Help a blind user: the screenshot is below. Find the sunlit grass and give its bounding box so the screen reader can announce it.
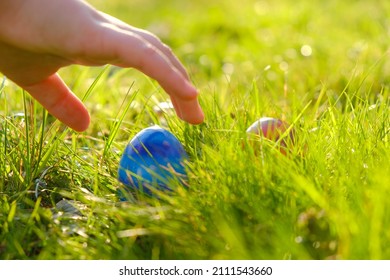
[1,0,390,260]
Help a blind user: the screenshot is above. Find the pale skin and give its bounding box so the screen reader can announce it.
[0,0,204,132]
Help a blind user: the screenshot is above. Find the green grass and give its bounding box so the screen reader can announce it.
[1,0,390,260]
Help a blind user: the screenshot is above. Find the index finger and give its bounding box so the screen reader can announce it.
[97,11,191,81]
[100,26,205,124]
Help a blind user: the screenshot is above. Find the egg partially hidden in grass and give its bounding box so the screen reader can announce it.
[118,125,189,197]
[246,117,293,154]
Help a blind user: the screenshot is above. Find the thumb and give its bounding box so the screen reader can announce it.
[23,74,90,132]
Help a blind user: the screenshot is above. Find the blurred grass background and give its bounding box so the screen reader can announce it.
[0,0,389,259]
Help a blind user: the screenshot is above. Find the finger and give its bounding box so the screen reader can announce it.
[98,12,190,80]
[131,28,191,80]
[103,28,205,124]
[100,27,193,98]
[170,95,205,125]
[23,74,90,132]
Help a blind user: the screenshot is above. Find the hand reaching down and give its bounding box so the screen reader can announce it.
[0,0,204,131]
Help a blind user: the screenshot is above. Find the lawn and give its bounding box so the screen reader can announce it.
[1,0,390,260]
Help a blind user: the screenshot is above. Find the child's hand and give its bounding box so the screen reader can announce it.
[0,0,204,131]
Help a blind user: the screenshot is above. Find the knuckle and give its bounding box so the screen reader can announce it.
[161,43,174,56]
[136,43,159,69]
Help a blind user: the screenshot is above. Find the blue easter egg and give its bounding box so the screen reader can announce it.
[118,125,189,197]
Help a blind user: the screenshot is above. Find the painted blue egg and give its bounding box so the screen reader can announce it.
[118,125,189,197]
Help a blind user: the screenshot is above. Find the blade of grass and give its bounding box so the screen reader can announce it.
[22,90,32,184]
[103,82,138,157]
[81,66,110,102]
